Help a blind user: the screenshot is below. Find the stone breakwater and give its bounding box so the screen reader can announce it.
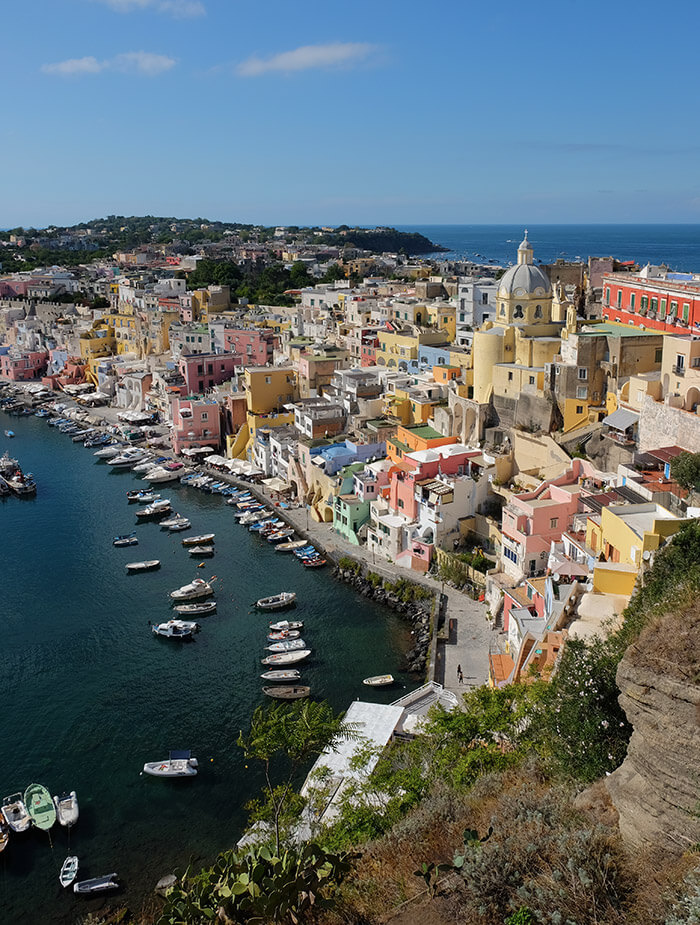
[332,565,436,674]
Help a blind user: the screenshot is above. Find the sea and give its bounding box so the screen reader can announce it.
[397,224,700,273]
[0,415,413,922]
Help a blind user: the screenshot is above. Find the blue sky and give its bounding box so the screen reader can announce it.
[3,0,700,227]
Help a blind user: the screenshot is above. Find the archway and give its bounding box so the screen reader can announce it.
[685,386,700,412]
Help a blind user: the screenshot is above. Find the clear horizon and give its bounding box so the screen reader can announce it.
[4,0,700,229]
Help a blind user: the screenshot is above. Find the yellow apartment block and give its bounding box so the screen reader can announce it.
[586,503,688,570]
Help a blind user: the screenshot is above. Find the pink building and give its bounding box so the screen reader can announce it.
[223,328,276,365]
[171,397,221,455]
[0,349,49,381]
[500,459,596,579]
[178,352,240,395]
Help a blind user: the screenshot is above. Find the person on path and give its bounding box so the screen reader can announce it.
[457,664,463,684]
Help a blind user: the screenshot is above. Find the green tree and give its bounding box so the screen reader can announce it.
[670,451,700,494]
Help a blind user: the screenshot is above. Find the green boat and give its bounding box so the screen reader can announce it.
[24,784,56,830]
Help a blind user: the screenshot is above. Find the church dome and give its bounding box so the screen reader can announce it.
[497,262,551,298]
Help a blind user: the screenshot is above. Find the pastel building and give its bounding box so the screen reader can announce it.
[0,349,49,381]
[585,502,688,571]
[171,397,221,455]
[178,352,239,395]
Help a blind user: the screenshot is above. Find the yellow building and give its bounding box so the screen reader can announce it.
[79,319,116,362]
[586,502,688,571]
[229,366,299,459]
[426,302,456,342]
[191,285,230,322]
[377,329,448,370]
[111,306,140,355]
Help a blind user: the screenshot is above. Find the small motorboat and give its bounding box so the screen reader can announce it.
[4,430,14,438]
[135,492,161,505]
[266,529,296,544]
[136,499,171,519]
[24,783,56,830]
[260,669,301,682]
[143,750,198,778]
[170,579,213,601]
[60,856,79,888]
[363,674,395,687]
[255,591,296,611]
[188,545,214,557]
[74,874,119,895]
[269,620,304,631]
[168,518,191,533]
[266,638,307,652]
[151,620,200,639]
[173,601,217,615]
[301,556,327,568]
[160,513,186,528]
[275,539,310,552]
[261,649,311,667]
[113,533,138,547]
[268,630,301,641]
[53,791,79,827]
[263,685,310,700]
[1,793,31,832]
[182,533,215,547]
[0,818,9,852]
[126,560,161,573]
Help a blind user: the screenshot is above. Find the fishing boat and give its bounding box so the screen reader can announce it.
[188,545,214,557]
[261,649,311,667]
[266,638,307,652]
[126,560,161,573]
[263,685,310,700]
[24,783,56,830]
[60,856,79,888]
[143,750,198,778]
[269,619,304,631]
[1,793,31,832]
[73,874,119,895]
[113,533,138,547]
[182,533,215,546]
[301,557,327,568]
[267,630,301,641]
[255,591,296,611]
[136,499,171,519]
[0,818,9,852]
[266,529,296,544]
[173,601,217,615]
[170,578,213,601]
[260,669,302,682]
[6,468,37,497]
[363,674,395,687]
[53,791,79,827]
[275,539,310,552]
[151,620,200,639]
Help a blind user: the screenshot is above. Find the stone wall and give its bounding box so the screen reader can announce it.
[638,393,700,453]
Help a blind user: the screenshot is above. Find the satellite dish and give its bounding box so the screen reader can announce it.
[553,573,561,582]
[642,550,651,561]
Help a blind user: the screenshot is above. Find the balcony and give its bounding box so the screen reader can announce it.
[672,364,685,376]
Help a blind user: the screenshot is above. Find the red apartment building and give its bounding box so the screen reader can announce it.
[602,271,700,334]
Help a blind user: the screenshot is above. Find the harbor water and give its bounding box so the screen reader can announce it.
[0,415,414,921]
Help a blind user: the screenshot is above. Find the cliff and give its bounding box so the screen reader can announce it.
[606,604,700,856]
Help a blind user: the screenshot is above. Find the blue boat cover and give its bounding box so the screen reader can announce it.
[169,750,191,760]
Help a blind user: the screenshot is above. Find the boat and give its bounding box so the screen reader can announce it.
[110,449,146,468]
[160,513,185,528]
[24,783,56,830]
[74,874,119,895]
[4,430,14,438]
[182,533,215,546]
[266,638,307,652]
[0,818,9,852]
[266,529,296,544]
[173,601,217,615]
[263,685,310,700]
[168,518,191,532]
[126,560,161,573]
[268,630,301,641]
[188,545,215,557]
[126,488,159,502]
[269,619,304,631]
[261,649,311,667]
[255,591,296,611]
[151,620,200,639]
[113,533,138,547]
[5,468,37,497]
[260,669,302,682]
[143,750,198,778]
[135,492,160,504]
[170,578,213,601]
[136,499,172,519]
[1,793,31,832]
[53,791,79,827]
[301,557,327,568]
[275,539,310,552]
[363,674,395,687]
[60,856,79,888]
[94,444,125,458]
[145,463,184,483]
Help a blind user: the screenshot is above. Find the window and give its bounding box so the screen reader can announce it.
[534,305,542,318]
[514,305,524,319]
[398,498,404,508]
[577,367,588,379]
[670,300,678,318]
[201,412,208,421]
[528,376,535,385]
[550,517,558,528]
[500,303,506,316]
[508,371,513,381]
[655,348,663,363]
[198,380,204,391]
[529,559,537,573]
[640,295,648,314]
[265,376,271,384]
[604,288,610,306]
[481,292,489,304]
[650,297,658,315]
[576,386,587,399]
[630,293,636,311]
[504,547,518,563]
[660,298,667,319]
[683,303,690,323]
[616,290,622,308]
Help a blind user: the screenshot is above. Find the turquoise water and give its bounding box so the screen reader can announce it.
[0,415,413,921]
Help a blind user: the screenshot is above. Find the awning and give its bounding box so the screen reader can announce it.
[602,408,639,431]
[205,454,228,465]
[182,446,211,457]
[262,477,291,493]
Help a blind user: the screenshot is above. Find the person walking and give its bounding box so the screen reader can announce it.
[457,664,463,684]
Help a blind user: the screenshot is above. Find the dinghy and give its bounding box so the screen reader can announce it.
[60,856,79,888]
[24,783,56,830]
[266,638,307,652]
[1,793,31,832]
[182,533,215,546]
[260,669,301,682]
[73,874,119,895]
[53,791,79,827]
[262,685,310,700]
[173,601,217,615]
[261,649,311,666]
[126,560,161,573]
[143,750,198,778]
[255,591,296,611]
[363,674,395,687]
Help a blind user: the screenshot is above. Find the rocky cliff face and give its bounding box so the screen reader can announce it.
[606,606,700,855]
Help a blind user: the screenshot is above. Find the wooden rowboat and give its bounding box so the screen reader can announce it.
[262,685,310,700]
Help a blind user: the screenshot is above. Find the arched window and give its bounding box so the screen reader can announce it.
[499,303,506,316]
[514,305,524,319]
[534,305,542,319]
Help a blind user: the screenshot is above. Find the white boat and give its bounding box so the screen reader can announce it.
[113,533,138,547]
[169,579,213,601]
[143,750,198,778]
[74,874,119,895]
[188,545,214,557]
[275,539,310,552]
[53,791,79,827]
[1,793,31,832]
[173,601,216,615]
[266,638,307,652]
[182,533,215,546]
[255,591,297,611]
[110,449,146,468]
[132,459,157,474]
[126,560,161,573]
[60,856,79,888]
[151,620,200,639]
[268,630,301,641]
[269,620,304,631]
[261,650,311,666]
[145,466,182,484]
[136,499,171,519]
[94,444,125,458]
[260,669,302,682]
[160,513,186,528]
[363,674,395,687]
[168,518,191,532]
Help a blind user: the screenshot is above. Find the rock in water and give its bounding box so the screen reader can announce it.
[155,874,178,896]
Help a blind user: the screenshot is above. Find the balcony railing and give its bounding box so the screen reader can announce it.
[672,364,686,376]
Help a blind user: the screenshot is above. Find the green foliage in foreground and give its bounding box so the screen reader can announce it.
[157,842,354,925]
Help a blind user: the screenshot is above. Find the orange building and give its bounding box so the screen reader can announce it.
[386,423,456,465]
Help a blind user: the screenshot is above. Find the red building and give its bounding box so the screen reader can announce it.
[222,328,276,365]
[0,349,49,381]
[360,332,379,367]
[178,352,240,394]
[601,271,700,334]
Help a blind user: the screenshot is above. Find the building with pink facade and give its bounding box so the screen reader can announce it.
[178,352,240,395]
[0,349,49,381]
[222,328,276,366]
[171,397,221,455]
